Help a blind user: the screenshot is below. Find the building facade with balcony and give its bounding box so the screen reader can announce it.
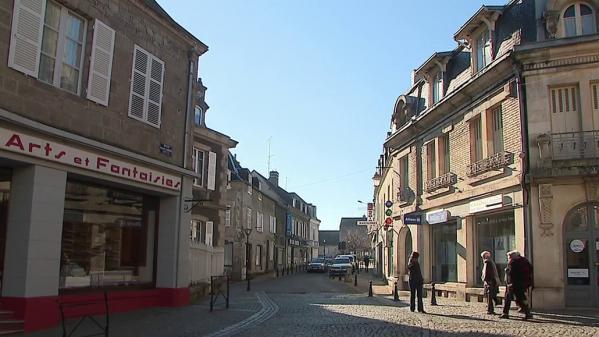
[373,0,534,298]
[514,0,599,308]
[0,0,210,331]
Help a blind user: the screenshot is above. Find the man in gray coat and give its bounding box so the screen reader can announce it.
[481,251,500,314]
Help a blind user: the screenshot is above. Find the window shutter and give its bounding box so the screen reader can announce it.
[8,0,46,77]
[207,151,217,190]
[87,19,115,106]
[206,221,213,247]
[592,83,599,112]
[147,57,164,127]
[129,46,149,120]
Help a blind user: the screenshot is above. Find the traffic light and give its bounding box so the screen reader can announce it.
[384,200,393,230]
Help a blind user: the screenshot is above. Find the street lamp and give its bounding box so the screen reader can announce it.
[323,239,326,258]
[243,227,253,291]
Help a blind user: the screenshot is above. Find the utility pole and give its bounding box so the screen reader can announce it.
[267,137,274,173]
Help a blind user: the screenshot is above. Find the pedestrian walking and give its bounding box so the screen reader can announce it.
[480,251,500,314]
[364,255,370,273]
[407,251,425,313]
[500,250,533,320]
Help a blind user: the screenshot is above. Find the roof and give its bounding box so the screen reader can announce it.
[143,0,208,53]
[339,217,367,230]
[319,230,339,245]
[454,5,505,41]
[414,51,454,77]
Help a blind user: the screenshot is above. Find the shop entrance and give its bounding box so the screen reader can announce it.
[564,202,599,307]
[0,169,11,293]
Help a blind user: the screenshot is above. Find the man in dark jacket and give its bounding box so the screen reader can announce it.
[481,251,500,314]
[364,255,370,273]
[500,250,533,320]
[407,251,425,313]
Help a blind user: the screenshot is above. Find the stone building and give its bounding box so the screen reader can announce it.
[0,0,211,331]
[373,0,534,298]
[318,230,340,258]
[513,0,599,309]
[339,217,369,257]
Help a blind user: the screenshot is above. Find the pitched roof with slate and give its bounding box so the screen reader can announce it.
[319,231,340,245]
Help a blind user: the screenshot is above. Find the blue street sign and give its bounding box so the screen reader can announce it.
[385,200,393,208]
[403,213,422,225]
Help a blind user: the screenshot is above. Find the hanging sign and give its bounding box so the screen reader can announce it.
[469,195,503,213]
[426,210,450,224]
[570,240,585,253]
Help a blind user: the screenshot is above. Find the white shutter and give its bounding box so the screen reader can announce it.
[205,221,213,247]
[8,0,46,77]
[146,57,164,127]
[207,151,217,190]
[129,46,148,120]
[87,19,115,106]
[592,83,599,130]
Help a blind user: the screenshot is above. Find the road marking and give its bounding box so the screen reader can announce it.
[200,292,279,337]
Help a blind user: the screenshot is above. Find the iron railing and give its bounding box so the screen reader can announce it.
[425,172,457,193]
[467,151,512,177]
[551,131,599,160]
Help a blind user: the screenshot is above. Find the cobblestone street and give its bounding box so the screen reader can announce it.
[22,271,599,337]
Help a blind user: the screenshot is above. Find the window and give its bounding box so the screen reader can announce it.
[269,241,274,261]
[475,212,515,286]
[592,83,599,128]
[432,222,458,282]
[470,117,483,163]
[255,245,262,266]
[128,45,164,127]
[38,1,86,93]
[398,155,409,201]
[224,241,233,267]
[426,141,437,180]
[225,209,231,227]
[60,181,157,289]
[476,28,492,72]
[270,215,277,233]
[563,3,596,37]
[194,106,204,126]
[257,212,264,232]
[247,208,253,229]
[192,148,205,187]
[191,220,206,244]
[440,133,451,174]
[226,170,232,189]
[432,71,443,104]
[248,184,252,195]
[489,106,504,154]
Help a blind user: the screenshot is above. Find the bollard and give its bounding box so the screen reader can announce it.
[246,274,251,292]
[276,268,279,278]
[393,282,399,301]
[354,274,358,287]
[338,274,342,281]
[368,281,373,297]
[431,282,438,306]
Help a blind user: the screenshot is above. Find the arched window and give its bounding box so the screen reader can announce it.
[432,71,443,104]
[562,3,596,37]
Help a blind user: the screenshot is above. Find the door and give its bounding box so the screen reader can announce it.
[564,203,599,307]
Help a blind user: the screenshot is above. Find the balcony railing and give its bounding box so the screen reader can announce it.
[551,131,599,160]
[467,151,512,177]
[425,172,457,193]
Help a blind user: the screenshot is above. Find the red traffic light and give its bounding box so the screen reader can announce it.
[385,217,392,225]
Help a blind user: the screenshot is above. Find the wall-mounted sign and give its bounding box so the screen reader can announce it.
[426,210,450,224]
[469,195,503,214]
[0,127,181,190]
[403,213,422,225]
[367,202,374,221]
[570,239,585,253]
[568,269,589,278]
[357,221,377,226]
[159,143,173,157]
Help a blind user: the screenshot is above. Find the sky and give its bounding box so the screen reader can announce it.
[157,0,492,230]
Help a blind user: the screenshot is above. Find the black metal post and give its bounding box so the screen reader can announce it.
[246,236,251,292]
[431,282,437,306]
[210,277,214,312]
[354,274,358,286]
[393,282,399,301]
[368,281,373,297]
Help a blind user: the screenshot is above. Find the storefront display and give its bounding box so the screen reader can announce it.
[475,211,515,285]
[432,222,457,282]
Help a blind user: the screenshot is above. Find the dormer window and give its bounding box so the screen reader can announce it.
[194,106,204,126]
[476,29,492,72]
[432,72,443,104]
[562,3,596,37]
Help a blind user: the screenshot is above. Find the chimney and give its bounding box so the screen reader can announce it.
[269,171,279,186]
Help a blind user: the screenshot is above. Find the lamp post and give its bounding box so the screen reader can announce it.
[323,239,326,258]
[243,227,253,291]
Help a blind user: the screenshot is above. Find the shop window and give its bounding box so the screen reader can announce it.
[431,223,457,282]
[60,181,157,289]
[470,116,483,163]
[562,3,596,37]
[488,105,504,154]
[475,212,516,285]
[475,28,492,72]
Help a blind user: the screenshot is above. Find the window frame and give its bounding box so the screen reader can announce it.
[470,116,484,163]
[192,148,206,187]
[475,28,492,73]
[488,105,504,155]
[194,106,204,127]
[128,45,165,128]
[426,141,437,180]
[39,0,87,95]
[561,2,597,37]
[432,71,443,104]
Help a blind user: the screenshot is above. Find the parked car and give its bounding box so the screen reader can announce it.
[336,254,357,272]
[307,258,327,273]
[329,257,353,278]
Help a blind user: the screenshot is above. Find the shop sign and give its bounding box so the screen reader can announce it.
[0,127,181,190]
[159,143,173,157]
[357,221,377,226]
[403,213,422,225]
[469,195,503,214]
[426,210,449,224]
[570,240,585,253]
[567,269,589,278]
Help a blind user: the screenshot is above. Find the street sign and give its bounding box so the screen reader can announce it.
[385,200,393,208]
[357,221,377,226]
[403,213,422,225]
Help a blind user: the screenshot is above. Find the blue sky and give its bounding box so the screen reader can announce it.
[158,0,492,230]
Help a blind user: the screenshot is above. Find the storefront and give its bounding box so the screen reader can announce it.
[0,124,193,331]
[474,211,516,285]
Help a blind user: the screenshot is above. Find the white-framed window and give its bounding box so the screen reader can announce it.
[192,148,205,187]
[194,106,204,126]
[432,71,443,104]
[190,220,206,244]
[562,3,596,37]
[246,208,252,229]
[225,208,231,227]
[489,105,504,154]
[255,245,262,266]
[476,28,492,72]
[257,212,264,232]
[248,184,252,195]
[269,215,276,233]
[128,45,164,128]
